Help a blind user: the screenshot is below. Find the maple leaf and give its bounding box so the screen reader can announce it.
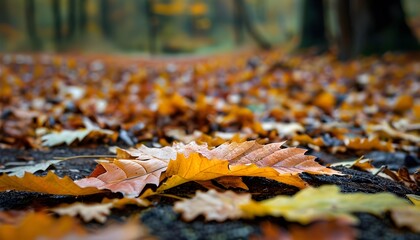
[0,171,102,195]
[142,153,307,197]
[0,160,62,177]
[241,185,409,224]
[178,140,338,175]
[174,189,251,221]
[51,202,113,223]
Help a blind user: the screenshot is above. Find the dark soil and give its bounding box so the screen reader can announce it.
[0,146,419,240]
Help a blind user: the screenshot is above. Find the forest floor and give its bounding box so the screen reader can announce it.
[0,50,419,239]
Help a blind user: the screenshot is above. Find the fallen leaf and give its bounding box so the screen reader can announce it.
[344,137,394,152]
[0,160,62,177]
[391,206,420,233]
[0,212,85,239]
[41,118,116,147]
[253,221,357,240]
[143,153,307,197]
[241,185,409,224]
[75,158,167,197]
[0,171,103,195]
[407,194,420,206]
[366,121,420,143]
[215,176,249,190]
[51,202,114,223]
[330,157,375,171]
[261,122,304,137]
[313,91,336,112]
[179,141,338,175]
[173,189,251,221]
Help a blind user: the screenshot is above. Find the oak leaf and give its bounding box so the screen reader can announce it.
[0,171,102,195]
[174,189,251,221]
[241,185,409,224]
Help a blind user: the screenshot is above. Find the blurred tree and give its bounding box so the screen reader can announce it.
[78,0,87,35]
[25,0,41,50]
[100,0,113,39]
[298,0,328,53]
[68,0,76,39]
[299,0,419,60]
[51,0,62,46]
[145,0,159,53]
[233,0,271,50]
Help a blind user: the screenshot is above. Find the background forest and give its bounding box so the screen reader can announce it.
[0,0,419,55]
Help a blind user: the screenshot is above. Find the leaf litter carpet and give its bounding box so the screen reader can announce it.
[0,51,419,239]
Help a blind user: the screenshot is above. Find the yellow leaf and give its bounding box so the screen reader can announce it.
[215,176,249,190]
[0,212,85,239]
[145,153,306,197]
[313,92,336,112]
[407,194,420,206]
[241,185,409,224]
[179,141,338,175]
[394,95,413,112]
[0,171,102,195]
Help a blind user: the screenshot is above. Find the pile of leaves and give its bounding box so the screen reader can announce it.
[0,51,419,239]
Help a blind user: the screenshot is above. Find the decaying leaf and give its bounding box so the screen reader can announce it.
[174,189,251,221]
[0,212,85,239]
[241,185,409,224]
[51,202,114,223]
[407,194,420,206]
[0,171,103,195]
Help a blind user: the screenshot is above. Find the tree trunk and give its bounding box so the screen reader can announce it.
[353,0,419,55]
[298,0,327,52]
[337,0,353,60]
[233,0,271,50]
[145,0,158,54]
[25,0,41,50]
[100,0,112,39]
[78,0,87,35]
[51,0,62,46]
[67,0,76,39]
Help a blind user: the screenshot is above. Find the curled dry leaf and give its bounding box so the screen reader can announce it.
[51,202,113,223]
[344,137,394,152]
[0,171,103,195]
[241,185,409,224]
[174,189,252,221]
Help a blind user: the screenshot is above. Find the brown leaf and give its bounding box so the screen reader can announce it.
[178,141,339,175]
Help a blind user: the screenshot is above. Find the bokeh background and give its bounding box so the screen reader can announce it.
[0,0,419,56]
